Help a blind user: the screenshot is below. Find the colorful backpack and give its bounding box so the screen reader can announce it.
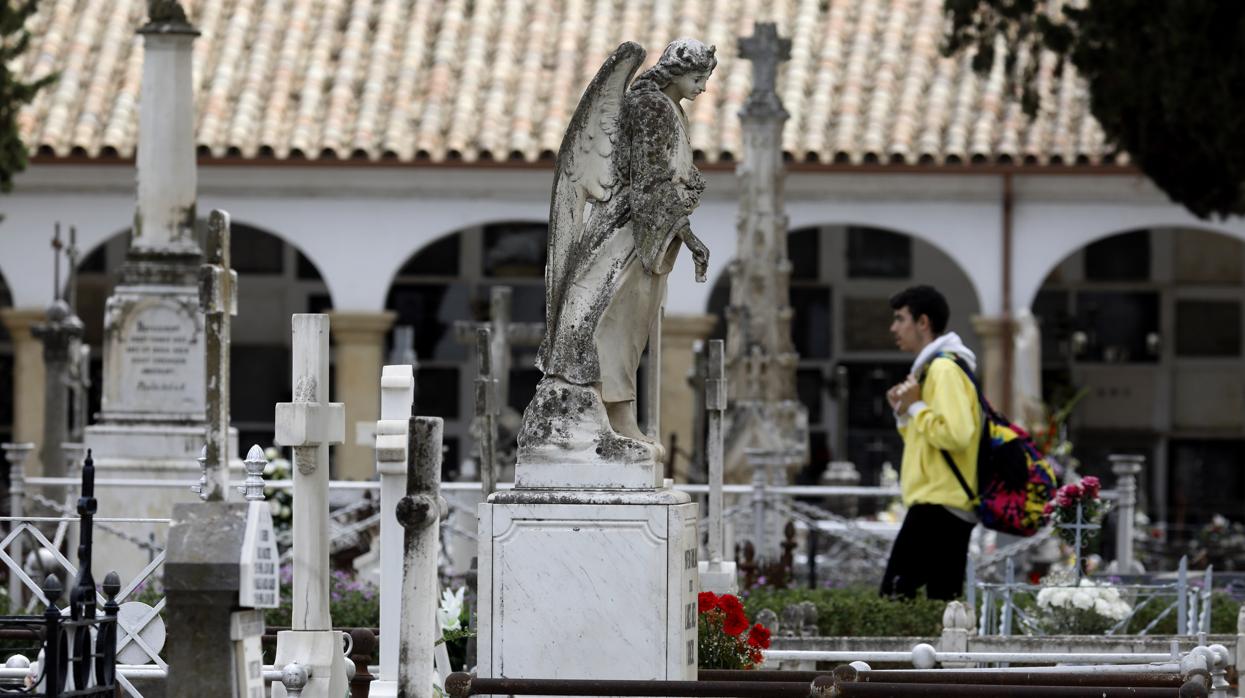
[930,353,1057,537]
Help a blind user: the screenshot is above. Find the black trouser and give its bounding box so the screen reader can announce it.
[879,503,976,601]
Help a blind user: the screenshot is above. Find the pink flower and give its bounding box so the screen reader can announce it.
[1043,501,1054,516]
[1056,491,1073,508]
[1081,476,1101,497]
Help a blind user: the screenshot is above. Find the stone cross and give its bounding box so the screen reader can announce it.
[272,314,347,698]
[453,286,544,425]
[64,225,90,443]
[698,339,737,594]
[474,328,498,497]
[371,364,415,697]
[396,416,444,698]
[1058,500,1101,582]
[199,210,237,502]
[738,23,791,118]
[705,339,726,565]
[33,224,84,498]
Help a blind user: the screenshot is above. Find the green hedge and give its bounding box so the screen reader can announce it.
[743,587,946,637]
[744,586,1243,637]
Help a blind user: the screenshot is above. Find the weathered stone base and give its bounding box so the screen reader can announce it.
[270,630,350,698]
[698,560,739,595]
[478,487,699,681]
[84,423,238,581]
[516,377,661,488]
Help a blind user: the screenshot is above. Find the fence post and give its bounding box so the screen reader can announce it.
[1,442,32,606]
[1236,605,1245,679]
[99,571,120,688]
[42,574,64,695]
[1109,454,1144,574]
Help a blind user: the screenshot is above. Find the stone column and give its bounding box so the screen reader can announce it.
[329,310,396,480]
[970,314,1009,412]
[659,313,716,478]
[0,308,46,475]
[970,313,1042,423]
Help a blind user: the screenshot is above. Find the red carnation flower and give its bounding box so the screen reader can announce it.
[749,649,764,665]
[717,595,748,636]
[747,623,771,649]
[1081,476,1101,497]
[698,591,719,614]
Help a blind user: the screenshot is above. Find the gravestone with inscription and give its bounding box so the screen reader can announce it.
[84,1,237,579]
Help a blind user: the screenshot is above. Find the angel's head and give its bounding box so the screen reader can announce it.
[635,38,717,100]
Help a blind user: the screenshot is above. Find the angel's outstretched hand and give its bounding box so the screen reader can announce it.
[683,230,709,282]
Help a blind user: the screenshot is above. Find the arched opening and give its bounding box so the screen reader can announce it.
[385,221,549,479]
[73,223,331,451]
[707,224,982,500]
[1031,226,1245,535]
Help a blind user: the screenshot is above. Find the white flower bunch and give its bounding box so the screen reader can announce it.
[1036,579,1131,633]
[438,586,465,632]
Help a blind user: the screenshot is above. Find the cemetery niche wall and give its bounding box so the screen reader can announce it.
[1031,226,1245,552]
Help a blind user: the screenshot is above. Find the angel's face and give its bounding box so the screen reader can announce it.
[671,70,711,101]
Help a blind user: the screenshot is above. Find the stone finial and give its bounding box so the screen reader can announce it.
[141,0,198,35]
[190,445,207,500]
[779,604,803,637]
[755,608,778,635]
[280,662,309,696]
[239,445,268,501]
[799,600,818,637]
[42,574,63,605]
[911,643,937,670]
[942,600,972,630]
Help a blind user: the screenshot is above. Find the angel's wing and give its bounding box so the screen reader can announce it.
[543,41,645,338]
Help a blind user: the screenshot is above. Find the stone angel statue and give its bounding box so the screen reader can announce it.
[518,39,717,475]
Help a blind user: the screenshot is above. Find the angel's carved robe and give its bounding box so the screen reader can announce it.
[537,79,705,402]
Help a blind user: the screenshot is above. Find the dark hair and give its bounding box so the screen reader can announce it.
[889,285,950,335]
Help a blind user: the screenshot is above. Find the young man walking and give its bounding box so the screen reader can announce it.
[880,285,982,600]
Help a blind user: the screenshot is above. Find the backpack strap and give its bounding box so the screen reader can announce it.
[927,353,984,503]
[940,448,977,502]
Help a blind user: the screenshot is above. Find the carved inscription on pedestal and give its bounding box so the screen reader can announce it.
[103,291,205,417]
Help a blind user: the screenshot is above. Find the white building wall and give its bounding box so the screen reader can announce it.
[2,165,1243,318]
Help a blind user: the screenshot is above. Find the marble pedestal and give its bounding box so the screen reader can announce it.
[84,424,237,580]
[478,487,699,680]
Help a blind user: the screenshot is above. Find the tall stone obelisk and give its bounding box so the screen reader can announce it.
[723,24,809,482]
[85,1,233,578]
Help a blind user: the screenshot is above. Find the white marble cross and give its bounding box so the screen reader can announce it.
[198,210,237,502]
[274,314,345,630]
[699,339,737,594]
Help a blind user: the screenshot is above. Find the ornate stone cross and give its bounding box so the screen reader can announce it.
[739,22,791,117]
[198,210,237,501]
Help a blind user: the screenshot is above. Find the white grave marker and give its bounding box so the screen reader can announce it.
[272,314,348,698]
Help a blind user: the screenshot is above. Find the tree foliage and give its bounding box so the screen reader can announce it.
[0,0,53,193]
[944,0,1245,219]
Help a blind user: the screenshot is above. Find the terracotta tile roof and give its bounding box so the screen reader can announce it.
[16,0,1124,167]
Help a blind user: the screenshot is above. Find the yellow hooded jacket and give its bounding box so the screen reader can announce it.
[897,353,982,512]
